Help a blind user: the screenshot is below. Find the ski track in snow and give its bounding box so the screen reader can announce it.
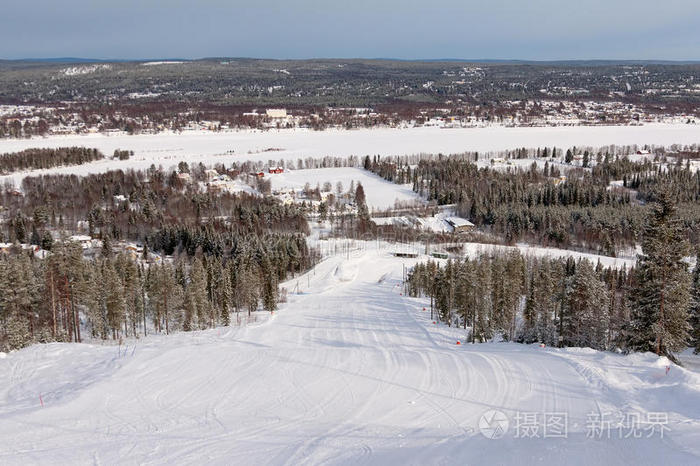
[1,247,699,465]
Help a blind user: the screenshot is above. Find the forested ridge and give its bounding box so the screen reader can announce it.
[0,162,315,351]
[365,146,700,253]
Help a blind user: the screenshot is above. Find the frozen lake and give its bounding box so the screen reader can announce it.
[1,124,698,185]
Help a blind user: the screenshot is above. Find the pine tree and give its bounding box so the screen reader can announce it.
[148,263,182,335]
[260,253,278,313]
[690,250,700,353]
[318,201,328,223]
[0,255,35,349]
[82,261,105,339]
[220,271,232,326]
[189,258,210,329]
[103,260,125,340]
[13,213,26,243]
[533,260,557,345]
[623,188,691,362]
[183,290,197,331]
[521,275,537,343]
[564,260,608,349]
[474,258,493,342]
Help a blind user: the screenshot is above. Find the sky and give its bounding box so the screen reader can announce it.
[2,0,699,61]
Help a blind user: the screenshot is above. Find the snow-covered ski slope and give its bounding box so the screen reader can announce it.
[1,124,699,186]
[2,246,699,465]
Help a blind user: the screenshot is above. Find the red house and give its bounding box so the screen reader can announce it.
[268,167,284,174]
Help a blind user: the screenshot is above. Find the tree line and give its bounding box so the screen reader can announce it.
[1,163,309,245]
[0,232,308,350]
[0,147,103,174]
[365,146,700,254]
[407,190,700,362]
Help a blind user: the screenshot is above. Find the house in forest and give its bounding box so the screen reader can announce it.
[69,235,99,250]
[446,217,474,233]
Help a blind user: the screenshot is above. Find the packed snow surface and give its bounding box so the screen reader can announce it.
[1,244,698,465]
[1,124,699,186]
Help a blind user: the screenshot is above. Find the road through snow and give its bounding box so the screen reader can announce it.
[1,248,699,465]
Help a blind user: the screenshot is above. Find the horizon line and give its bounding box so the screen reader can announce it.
[2,56,700,64]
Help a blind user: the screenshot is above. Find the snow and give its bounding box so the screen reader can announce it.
[1,243,697,464]
[269,167,421,210]
[60,64,112,76]
[415,215,453,233]
[679,350,700,375]
[1,124,699,187]
[372,216,416,228]
[141,61,185,66]
[445,216,474,228]
[378,213,476,233]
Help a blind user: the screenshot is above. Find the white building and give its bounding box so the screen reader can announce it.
[266,108,287,118]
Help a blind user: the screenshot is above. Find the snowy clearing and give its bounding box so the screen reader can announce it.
[269,167,421,210]
[1,244,697,465]
[1,124,699,186]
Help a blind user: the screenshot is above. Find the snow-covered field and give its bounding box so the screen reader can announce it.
[269,167,420,210]
[1,244,698,465]
[1,124,699,186]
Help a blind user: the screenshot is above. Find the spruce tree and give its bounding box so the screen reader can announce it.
[533,260,557,345]
[474,258,493,342]
[521,275,537,343]
[565,149,573,164]
[260,253,278,313]
[624,188,691,362]
[690,250,700,353]
[564,260,608,349]
[355,183,369,220]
